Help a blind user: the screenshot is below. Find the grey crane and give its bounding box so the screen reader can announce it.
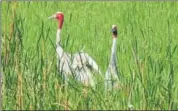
[105,25,120,91]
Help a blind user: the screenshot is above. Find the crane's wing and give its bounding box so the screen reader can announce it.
[74,67,95,88]
[72,52,101,75]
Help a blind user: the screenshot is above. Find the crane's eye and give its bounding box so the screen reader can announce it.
[113,30,117,36]
[112,28,117,36]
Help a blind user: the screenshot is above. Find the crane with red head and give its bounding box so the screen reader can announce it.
[48,12,101,88]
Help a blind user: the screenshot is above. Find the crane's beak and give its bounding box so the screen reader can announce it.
[48,14,56,20]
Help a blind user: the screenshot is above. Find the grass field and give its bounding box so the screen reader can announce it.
[2,1,178,110]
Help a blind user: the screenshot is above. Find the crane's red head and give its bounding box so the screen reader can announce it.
[48,12,64,29]
[111,25,117,38]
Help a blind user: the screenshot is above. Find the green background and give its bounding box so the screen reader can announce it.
[2,1,178,110]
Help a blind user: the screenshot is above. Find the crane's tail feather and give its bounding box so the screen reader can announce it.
[84,53,102,75]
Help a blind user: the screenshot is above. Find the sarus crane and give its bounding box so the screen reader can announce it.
[48,12,101,88]
[105,25,120,91]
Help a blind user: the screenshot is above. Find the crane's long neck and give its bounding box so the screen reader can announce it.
[110,38,117,65]
[56,29,64,58]
[56,29,61,46]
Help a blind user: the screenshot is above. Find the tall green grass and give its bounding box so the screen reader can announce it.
[2,1,178,110]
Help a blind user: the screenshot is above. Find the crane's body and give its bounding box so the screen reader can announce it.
[105,25,120,91]
[49,12,101,88]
